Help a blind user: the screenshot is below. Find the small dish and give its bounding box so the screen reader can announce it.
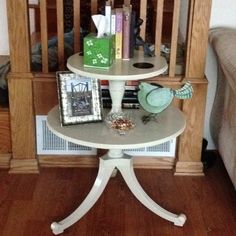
[105,112,135,135]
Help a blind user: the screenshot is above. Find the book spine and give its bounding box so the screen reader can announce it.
[101,86,138,98]
[100,80,109,87]
[102,102,140,109]
[129,11,136,58]
[125,80,139,86]
[101,84,138,90]
[102,84,139,110]
[122,4,132,60]
[115,8,123,59]
[122,103,140,109]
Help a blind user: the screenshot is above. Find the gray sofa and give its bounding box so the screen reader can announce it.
[209,28,236,189]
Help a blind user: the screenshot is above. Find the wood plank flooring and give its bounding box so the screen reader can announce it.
[0,155,235,236]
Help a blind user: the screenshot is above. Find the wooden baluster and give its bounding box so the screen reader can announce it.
[185,0,194,77]
[91,0,98,32]
[124,0,131,6]
[40,0,49,73]
[169,0,181,77]
[56,0,64,70]
[155,0,164,56]
[139,0,147,42]
[73,0,81,53]
[91,0,97,15]
[111,0,114,8]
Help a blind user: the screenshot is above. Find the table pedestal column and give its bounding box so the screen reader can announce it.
[108,80,126,114]
[51,149,186,235]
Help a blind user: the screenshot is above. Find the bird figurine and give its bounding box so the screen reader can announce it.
[138,81,193,123]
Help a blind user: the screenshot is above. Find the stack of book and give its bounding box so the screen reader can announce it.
[104,0,136,60]
[100,1,139,109]
[101,84,140,109]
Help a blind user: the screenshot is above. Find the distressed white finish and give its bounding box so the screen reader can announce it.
[47,106,185,150]
[47,106,186,234]
[67,51,167,117]
[1,1,235,149]
[51,153,186,235]
[67,51,168,81]
[48,53,186,234]
[108,80,126,113]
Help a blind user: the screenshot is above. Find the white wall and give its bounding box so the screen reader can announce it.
[204,0,236,149]
[0,0,38,55]
[210,0,236,28]
[0,0,9,55]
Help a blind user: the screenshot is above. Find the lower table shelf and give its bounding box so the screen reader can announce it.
[47,105,187,234]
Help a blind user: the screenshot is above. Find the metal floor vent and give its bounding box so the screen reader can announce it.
[36,116,176,157]
[124,139,176,157]
[36,116,97,155]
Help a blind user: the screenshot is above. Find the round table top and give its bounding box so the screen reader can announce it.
[67,51,168,81]
[47,106,186,150]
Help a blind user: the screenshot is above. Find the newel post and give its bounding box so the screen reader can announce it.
[175,0,212,176]
[6,0,39,173]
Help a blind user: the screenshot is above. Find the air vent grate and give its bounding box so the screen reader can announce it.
[124,139,176,157]
[36,116,176,157]
[36,116,97,155]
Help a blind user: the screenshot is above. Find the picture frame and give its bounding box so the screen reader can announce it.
[56,71,103,126]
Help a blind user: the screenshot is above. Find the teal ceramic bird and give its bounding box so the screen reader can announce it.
[138,81,193,123]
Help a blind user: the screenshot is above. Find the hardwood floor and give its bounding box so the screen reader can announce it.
[0,155,235,236]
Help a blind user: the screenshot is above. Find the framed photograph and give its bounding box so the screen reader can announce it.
[56,71,103,126]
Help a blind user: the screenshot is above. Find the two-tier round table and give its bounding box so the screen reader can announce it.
[48,52,187,235]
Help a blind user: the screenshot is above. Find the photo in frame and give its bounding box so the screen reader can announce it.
[56,71,103,126]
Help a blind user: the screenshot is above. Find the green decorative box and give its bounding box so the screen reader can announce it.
[83,33,115,68]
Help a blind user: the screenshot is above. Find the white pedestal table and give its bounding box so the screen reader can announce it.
[47,52,187,234]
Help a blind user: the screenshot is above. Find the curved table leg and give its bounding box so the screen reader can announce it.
[117,157,186,226]
[51,158,115,235]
